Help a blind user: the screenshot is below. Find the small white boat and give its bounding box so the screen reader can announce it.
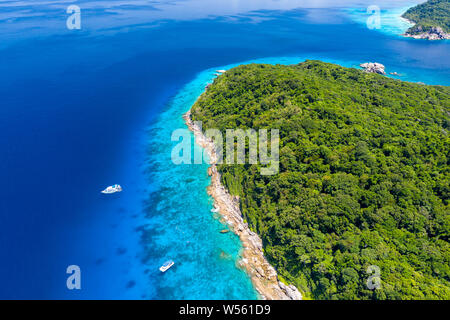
[101,184,122,194]
[216,70,226,73]
[159,260,174,272]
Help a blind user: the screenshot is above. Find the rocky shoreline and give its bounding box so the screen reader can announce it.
[183,110,302,300]
[360,62,386,75]
[404,25,450,40]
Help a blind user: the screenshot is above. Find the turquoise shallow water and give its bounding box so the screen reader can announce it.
[144,69,258,299]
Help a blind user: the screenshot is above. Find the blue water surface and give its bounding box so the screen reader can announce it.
[0,0,448,299]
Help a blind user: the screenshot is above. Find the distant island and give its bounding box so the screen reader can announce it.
[191,60,450,299]
[402,0,450,40]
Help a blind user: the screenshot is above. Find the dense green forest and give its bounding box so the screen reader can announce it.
[191,61,450,299]
[402,0,450,33]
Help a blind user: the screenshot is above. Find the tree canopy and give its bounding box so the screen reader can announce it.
[191,60,450,299]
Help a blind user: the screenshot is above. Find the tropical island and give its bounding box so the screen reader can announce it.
[190,60,450,299]
[402,0,450,40]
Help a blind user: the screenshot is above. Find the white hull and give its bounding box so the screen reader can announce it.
[159,261,174,272]
[101,184,122,194]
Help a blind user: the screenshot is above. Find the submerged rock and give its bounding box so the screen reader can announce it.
[220,250,232,260]
[116,247,127,255]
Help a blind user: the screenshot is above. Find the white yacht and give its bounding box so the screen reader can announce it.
[101,184,122,194]
[159,260,174,272]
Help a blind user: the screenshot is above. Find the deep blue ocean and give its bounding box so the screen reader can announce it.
[0,0,448,299]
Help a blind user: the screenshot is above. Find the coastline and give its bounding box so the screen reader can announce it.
[183,110,302,300]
